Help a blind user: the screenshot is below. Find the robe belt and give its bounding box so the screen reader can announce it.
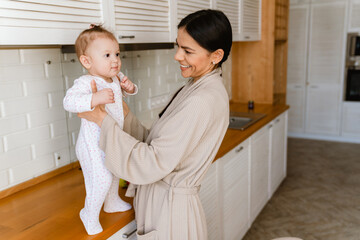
[157,180,201,201]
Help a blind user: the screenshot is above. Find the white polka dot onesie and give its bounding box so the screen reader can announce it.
[63,72,136,235]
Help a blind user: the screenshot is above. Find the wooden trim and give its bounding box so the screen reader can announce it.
[0,162,80,200]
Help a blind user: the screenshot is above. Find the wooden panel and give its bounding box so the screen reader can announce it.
[274,41,288,105]
[231,0,275,104]
[275,0,289,41]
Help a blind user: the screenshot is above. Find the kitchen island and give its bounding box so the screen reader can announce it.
[0,103,289,240]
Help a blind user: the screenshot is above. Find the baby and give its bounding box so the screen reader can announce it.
[63,25,135,235]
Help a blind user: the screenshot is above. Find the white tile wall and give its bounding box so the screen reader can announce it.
[0,47,232,191]
[0,48,70,190]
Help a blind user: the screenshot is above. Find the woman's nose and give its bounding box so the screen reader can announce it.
[174,48,183,61]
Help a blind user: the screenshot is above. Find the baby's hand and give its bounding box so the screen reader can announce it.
[120,76,135,94]
[91,87,115,108]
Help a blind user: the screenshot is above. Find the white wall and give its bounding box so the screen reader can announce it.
[0,47,232,191]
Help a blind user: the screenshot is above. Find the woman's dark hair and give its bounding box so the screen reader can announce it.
[178,9,232,67]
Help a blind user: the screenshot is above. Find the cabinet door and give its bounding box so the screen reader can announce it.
[287,4,309,86]
[113,0,171,43]
[107,220,137,240]
[214,0,240,40]
[308,1,346,85]
[286,84,306,133]
[306,1,346,135]
[219,139,250,240]
[199,160,221,240]
[341,102,360,138]
[305,83,342,135]
[269,112,287,197]
[176,0,211,24]
[250,124,270,223]
[0,0,105,45]
[239,0,262,41]
[349,0,360,31]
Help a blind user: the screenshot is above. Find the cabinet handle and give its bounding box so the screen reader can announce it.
[235,146,244,153]
[310,85,319,88]
[275,118,280,123]
[122,228,137,239]
[119,35,135,39]
[268,124,273,129]
[244,36,250,39]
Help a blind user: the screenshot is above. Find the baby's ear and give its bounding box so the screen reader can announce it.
[79,55,91,69]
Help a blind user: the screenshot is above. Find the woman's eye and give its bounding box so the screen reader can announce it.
[185,50,191,54]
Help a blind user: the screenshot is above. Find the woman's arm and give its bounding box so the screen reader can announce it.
[99,95,213,185]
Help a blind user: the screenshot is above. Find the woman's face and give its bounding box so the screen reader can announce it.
[174,27,216,81]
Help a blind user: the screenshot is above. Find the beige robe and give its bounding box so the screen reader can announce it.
[99,68,229,240]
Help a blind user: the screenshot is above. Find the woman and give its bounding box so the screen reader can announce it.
[79,9,232,240]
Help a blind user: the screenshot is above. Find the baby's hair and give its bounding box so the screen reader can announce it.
[75,24,117,59]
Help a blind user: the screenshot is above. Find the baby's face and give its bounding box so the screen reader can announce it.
[86,37,121,81]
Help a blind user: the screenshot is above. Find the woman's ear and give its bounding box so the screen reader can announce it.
[79,55,92,69]
[211,49,224,65]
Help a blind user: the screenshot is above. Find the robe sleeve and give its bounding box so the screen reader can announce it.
[122,110,149,141]
[99,95,212,184]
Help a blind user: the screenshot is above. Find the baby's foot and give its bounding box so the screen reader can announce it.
[104,196,132,213]
[80,208,103,235]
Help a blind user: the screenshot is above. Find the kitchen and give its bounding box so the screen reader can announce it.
[0,0,359,240]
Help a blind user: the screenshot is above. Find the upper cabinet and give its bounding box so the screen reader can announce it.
[111,0,172,43]
[0,0,262,45]
[0,0,105,45]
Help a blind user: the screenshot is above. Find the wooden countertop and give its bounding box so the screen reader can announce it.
[0,103,288,240]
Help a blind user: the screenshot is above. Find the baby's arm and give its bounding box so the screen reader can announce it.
[63,78,114,113]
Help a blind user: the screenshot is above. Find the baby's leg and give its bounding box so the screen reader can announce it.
[104,176,132,213]
[78,148,112,235]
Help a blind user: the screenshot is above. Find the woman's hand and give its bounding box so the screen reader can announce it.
[123,99,129,118]
[78,80,108,127]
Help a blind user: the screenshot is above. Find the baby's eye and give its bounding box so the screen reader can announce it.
[116,53,120,57]
[105,53,110,57]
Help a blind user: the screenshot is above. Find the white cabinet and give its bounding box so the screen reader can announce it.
[287,3,309,133]
[199,159,221,240]
[111,0,172,43]
[0,0,106,45]
[219,139,250,240]
[341,102,360,138]
[238,0,262,41]
[107,220,137,240]
[250,123,270,223]
[269,112,288,197]
[349,0,360,31]
[199,111,288,240]
[287,0,347,136]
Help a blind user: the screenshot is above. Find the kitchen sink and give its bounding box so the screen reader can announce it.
[228,112,266,130]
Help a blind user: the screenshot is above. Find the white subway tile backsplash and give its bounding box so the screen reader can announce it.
[25,79,64,96]
[0,138,4,153]
[54,148,71,167]
[67,117,81,132]
[51,120,68,138]
[0,50,21,65]
[49,91,66,107]
[62,61,84,79]
[0,170,9,190]
[5,125,50,151]
[0,82,24,100]
[20,49,61,64]
[0,146,32,170]
[0,64,46,81]
[33,135,69,157]
[0,115,27,136]
[29,106,66,128]
[45,63,63,79]
[69,145,77,161]
[3,95,49,117]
